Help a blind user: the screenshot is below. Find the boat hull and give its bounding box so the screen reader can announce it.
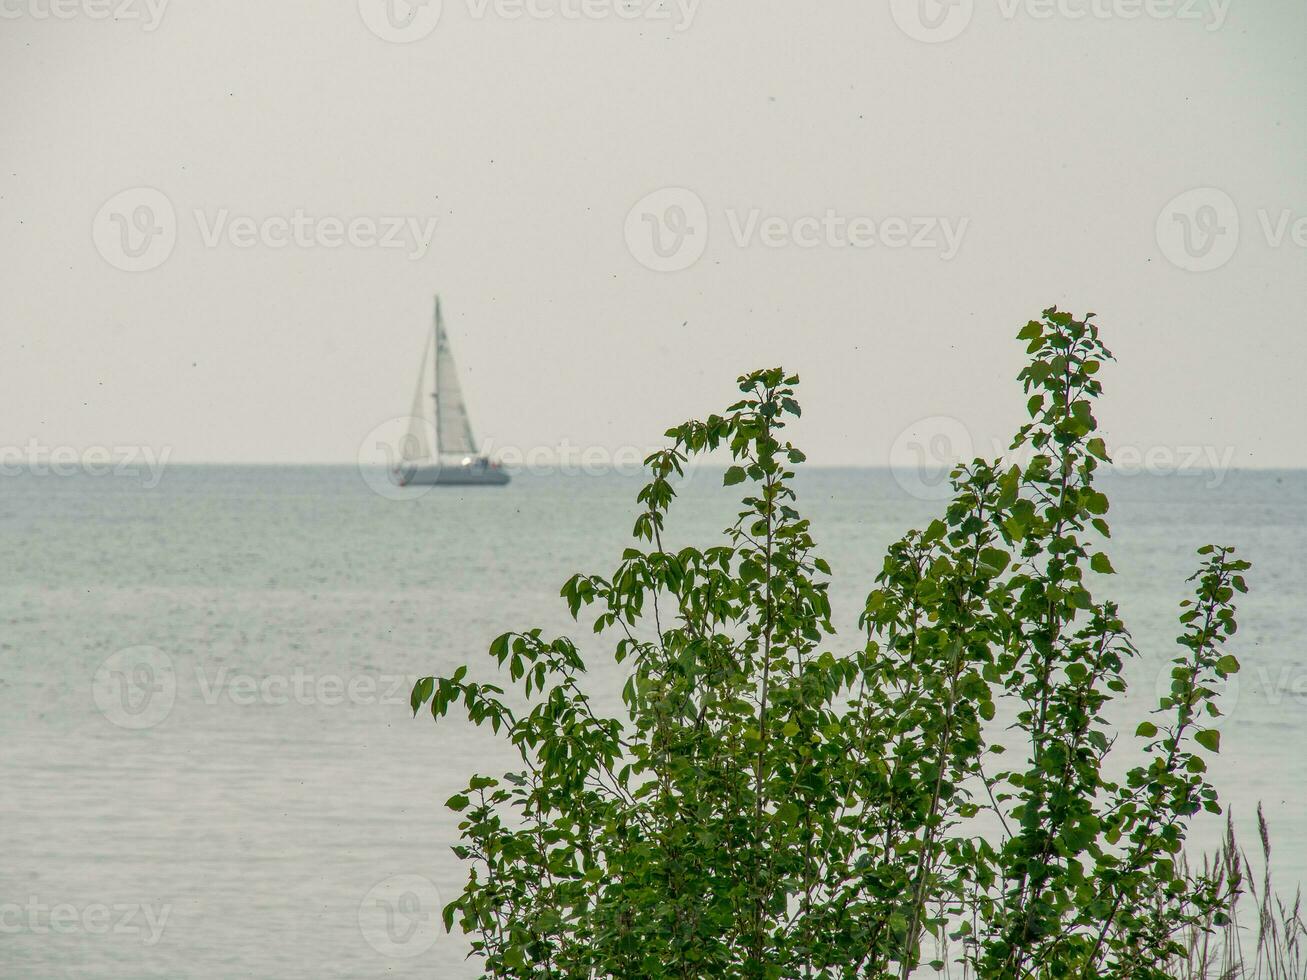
[397,462,510,487]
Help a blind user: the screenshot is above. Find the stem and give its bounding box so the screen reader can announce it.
[1079,585,1222,976]
[749,388,777,973]
[901,481,990,978]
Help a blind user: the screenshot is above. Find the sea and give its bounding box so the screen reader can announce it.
[1,465,1304,978]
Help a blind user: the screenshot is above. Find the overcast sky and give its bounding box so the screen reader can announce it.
[2,0,1303,469]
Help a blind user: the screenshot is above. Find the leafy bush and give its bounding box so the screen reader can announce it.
[412,308,1251,978]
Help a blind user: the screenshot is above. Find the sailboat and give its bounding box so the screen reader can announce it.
[394,296,510,487]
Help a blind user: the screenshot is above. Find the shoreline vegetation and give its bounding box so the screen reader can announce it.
[1171,809,1305,979]
[931,808,1306,977]
[412,308,1302,978]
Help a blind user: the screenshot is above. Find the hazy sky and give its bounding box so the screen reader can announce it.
[2,0,1304,469]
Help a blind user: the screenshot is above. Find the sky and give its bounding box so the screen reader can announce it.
[1,0,1304,470]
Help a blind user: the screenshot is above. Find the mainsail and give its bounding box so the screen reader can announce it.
[401,327,435,466]
[402,295,479,464]
[433,297,478,457]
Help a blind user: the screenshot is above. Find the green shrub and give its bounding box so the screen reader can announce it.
[413,308,1251,978]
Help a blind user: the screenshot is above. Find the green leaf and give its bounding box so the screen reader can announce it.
[723,465,746,486]
[979,547,1010,575]
[1195,729,1221,753]
[410,676,434,715]
[1003,516,1027,542]
[1085,491,1110,515]
[776,801,801,825]
[1135,721,1158,738]
[1090,552,1115,574]
[1215,654,1240,675]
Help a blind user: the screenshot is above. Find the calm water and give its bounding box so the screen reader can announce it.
[1,466,1304,977]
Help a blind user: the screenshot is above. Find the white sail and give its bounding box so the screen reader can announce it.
[433,297,478,457]
[400,327,435,465]
[389,295,509,487]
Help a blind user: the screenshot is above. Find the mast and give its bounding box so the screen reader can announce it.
[432,294,443,456]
